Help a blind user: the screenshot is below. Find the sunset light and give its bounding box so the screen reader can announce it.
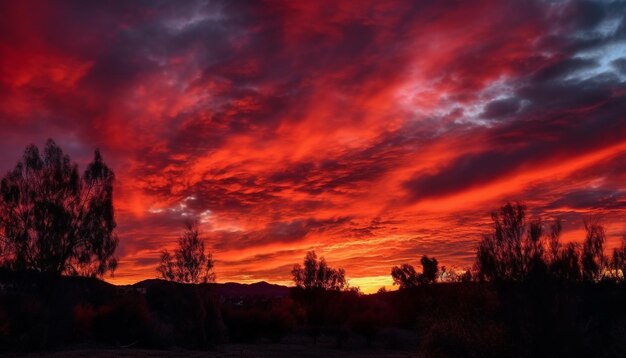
[0,1,625,295]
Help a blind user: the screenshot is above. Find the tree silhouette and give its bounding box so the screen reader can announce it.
[546,221,585,282]
[291,251,346,290]
[157,221,215,284]
[475,202,615,282]
[581,220,606,282]
[391,255,439,288]
[524,219,547,278]
[609,236,626,281]
[546,219,562,267]
[474,202,581,282]
[391,263,420,289]
[537,218,586,282]
[0,139,118,277]
[556,242,582,282]
[421,255,438,283]
[476,202,527,281]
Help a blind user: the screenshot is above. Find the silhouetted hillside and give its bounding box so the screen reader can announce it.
[133,279,290,298]
[212,281,290,297]
[0,271,290,300]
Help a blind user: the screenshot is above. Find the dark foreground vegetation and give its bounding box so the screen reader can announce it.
[1,269,626,357]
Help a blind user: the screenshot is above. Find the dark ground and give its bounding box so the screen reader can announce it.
[2,270,626,357]
[6,344,420,358]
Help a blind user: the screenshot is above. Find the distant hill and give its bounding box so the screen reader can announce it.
[133,278,290,297]
[0,270,291,299]
[0,268,116,294]
[213,281,291,297]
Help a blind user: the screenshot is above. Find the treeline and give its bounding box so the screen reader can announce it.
[279,203,626,355]
[3,141,623,290]
[3,141,626,355]
[389,202,626,288]
[475,202,623,283]
[292,202,626,293]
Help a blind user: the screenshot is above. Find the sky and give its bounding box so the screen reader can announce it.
[0,0,625,292]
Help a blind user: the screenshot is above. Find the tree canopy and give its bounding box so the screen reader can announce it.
[475,202,611,283]
[0,139,118,277]
[157,221,215,284]
[292,251,346,290]
[391,255,439,289]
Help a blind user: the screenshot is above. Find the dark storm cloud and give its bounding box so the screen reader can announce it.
[404,91,626,201]
[549,189,626,210]
[403,0,626,202]
[530,58,598,82]
[480,98,521,119]
[612,58,626,74]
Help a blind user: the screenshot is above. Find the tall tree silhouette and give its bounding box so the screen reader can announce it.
[291,251,346,290]
[546,220,583,282]
[475,202,572,282]
[546,219,562,266]
[475,202,614,282]
[555,242,583,282]
[476,202,527,281]
[157,221,215,284]
[421,255,439,283]
[581,220,606,282]
[0,139,118,277]
[524,219,547,278]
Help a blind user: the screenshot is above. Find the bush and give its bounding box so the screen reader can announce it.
[92,295,153,347]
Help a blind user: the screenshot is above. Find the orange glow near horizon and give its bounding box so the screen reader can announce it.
[1,1,626,294]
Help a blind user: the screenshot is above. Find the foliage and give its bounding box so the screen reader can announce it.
[291,251,346,290]
[609,236,626,281]
[475,202,613,283]
[391,255,439,289]
[391,263,420,289]
[581,220,606,282]
[0,139,117,277]
[475,202,527,281]
[421,255,439,283]
[157,222,215,284]
[553,242,582,282]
